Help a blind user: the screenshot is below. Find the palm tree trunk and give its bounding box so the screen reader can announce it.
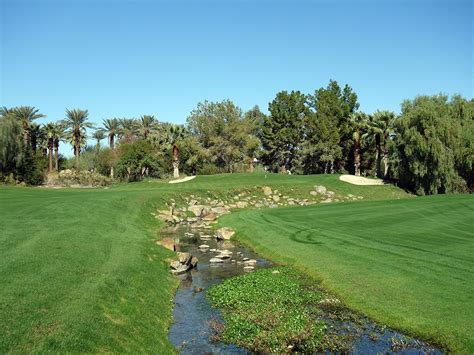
[382,149,389,179]
[48,144,53,172]
[54,144,59,171]
[173,144,180,178]
[354,139,361,176]
[375,134,382,178]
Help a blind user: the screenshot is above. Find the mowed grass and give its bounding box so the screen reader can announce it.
[220,194,474,352]
[0,187,178,353]
[0,173,408,352]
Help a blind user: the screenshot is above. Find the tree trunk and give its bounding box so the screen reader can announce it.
[23,126,29,147]
[172,144,180,178]
[324,161,328,174]
[247,158,254,173]
[54,144,59,171]
[110,133,115,150]
[354,139,361,176]
[330,160,335,174]
[110,167,114,179]
[173,160,179,178]
[382,151,389,179]
[48,144,53,172]
[375,134,382,178]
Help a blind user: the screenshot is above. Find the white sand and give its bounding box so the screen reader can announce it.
[169,176,196,184]
[339,174,384,185]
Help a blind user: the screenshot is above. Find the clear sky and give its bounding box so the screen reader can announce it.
[1,0,472,130]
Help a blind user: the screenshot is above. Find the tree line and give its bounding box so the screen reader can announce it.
[1,79,472,194]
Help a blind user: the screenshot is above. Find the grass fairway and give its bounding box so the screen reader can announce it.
[220,194,474,352]
[0,173,408,352]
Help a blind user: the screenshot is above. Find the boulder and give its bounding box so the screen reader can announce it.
[243,266,255,272]
[215,227,235,240]
[216,254,231,259]
[314,185,327,194]
[171,264,191,275]
[190,256,199,268]
[310,191,318,196]
[157,238,176,251]
[272,195,280,202]
[236,201,248,209]
[169,260,181,270]
[188,205,204,217]
[262,186,272,196]
[212,206,229,215]
[177,252,192,264]
[209,257,224,263]
[198,244,210,249]
[202,212,218,221]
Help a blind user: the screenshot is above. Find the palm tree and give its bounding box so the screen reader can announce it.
[92,129,105,149]
[367,111,396,178]
[138,115,159,140]
[62,109,94,162]
[10,106,46,147]
[53,123,66,171]
[349,112,369,176]
[118,118,138,143]
[29,123,43,153]
[102,118,120,150]
[43,123,56,172]
[166,124,187,178]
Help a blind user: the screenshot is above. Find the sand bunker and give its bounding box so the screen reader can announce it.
[339,174,384,185]
[169,176,196,184]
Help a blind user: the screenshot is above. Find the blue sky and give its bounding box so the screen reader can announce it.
[1,0,472,130]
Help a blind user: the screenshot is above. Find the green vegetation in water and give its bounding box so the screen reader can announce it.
[207,267,326,353]
[219,194,474,353]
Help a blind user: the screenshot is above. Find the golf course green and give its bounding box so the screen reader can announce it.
[1,173,472,352]
[220,193,474,352]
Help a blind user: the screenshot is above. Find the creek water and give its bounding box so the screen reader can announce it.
[166,226,442,354]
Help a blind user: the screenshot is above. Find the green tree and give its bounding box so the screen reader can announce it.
[118,118,138,143]
[366,111,396,178]
[10,106,46,147]
[62,109,94,163]
[138,115,159,140]
[92,129,105,149]
[394,94,471,194]
[43,123,56,172]
[187,100,259,173]
[349,112,369,176]
[261,91,308,173]
[307,80,359,173]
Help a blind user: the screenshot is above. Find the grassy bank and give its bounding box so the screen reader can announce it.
[0,173,408,352]
[219,194,474,352]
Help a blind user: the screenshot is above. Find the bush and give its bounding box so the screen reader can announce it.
[48,169,111,187]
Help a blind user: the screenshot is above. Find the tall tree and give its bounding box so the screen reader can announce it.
[102,118,120,150]
[52,123,66,171]
[366,111,396,178]
[138,115,159,140]
[307,80,359,172]
[43,123,56,172]
[92,129,105,149]
[10,106,46,147]
[118,118,138,143]
[260,91,308,173]
[349,112,369,176]
[62,109,94,162]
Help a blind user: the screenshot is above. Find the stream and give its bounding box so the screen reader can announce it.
[165,226,442,354]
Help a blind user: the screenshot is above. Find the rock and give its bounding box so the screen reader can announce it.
[188,205,204,217]
[243,266,255,272]
[190,256,199,268]
[216,254,231,259]
[200,234,213,240]
[310,191,318,196]
[209,257,224,263]
[326,190,335,196]
[171,264,191,275]
[262,186,272,196]
[177,252,192,264]
[169,260,181,270]
[314,185,327,194]
[157,238,176,251]
[157,209,173,217]
[202,212,218,221]
[321,199,332,203]
[189,199,199,206]
[242,257,249,261]
[272,195,280,202]
[272,270,280,274]
[244,259,257,265]
[194,286,204,293]
[215,227,235,240]
[211,206,229,215]
[198,244,210,249]
[236,201,248,209]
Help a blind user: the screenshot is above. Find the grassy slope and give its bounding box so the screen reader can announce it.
[0,173,407,352]
[219,194,474,352]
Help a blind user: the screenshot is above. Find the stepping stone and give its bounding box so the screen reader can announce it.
[209,257,223,263]
[198,244,210,249]
[243,266,255,272]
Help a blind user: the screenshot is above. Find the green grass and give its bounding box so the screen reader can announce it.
[0,173,409,352]
[219,194,474,352]
[207,267,325,353]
